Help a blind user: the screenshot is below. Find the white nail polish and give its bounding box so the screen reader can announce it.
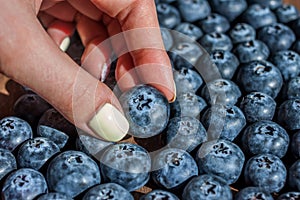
[88,103,129,142]
[59,37,71,52]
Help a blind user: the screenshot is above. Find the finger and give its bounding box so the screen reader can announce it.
[47,20,75,51]
[44,1,77,22]
[67,0,102,21]
[92,0,175,102]
[40,0,64,11]
[77,16,112,82]
[0,8,129,141]
[38,12,55,28]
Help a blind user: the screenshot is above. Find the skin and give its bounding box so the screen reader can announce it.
[0,0,175,139]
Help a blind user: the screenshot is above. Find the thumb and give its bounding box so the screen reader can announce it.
[0,4,129,142]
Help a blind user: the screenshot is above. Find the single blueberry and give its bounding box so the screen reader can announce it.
[201,78,241,106]
[173,67,203,94]
[277,99,300,130]
[275,4,299,23]
[201,104,246,141]
[166,116,207,152]
[13,93,51,126]
[1,168,48,200]
[37,125,69,149]
[293,40,300,54]
[182,174,232,200]
[37,192,73,200]
[174,22,203,41]
[0,116,33,151]
[291,131,300,159]
[119,84,170,138]
[257,23,296,54]
[289,18,300,38]
[82,183,134,200]
[229,23,256,44]
[160,28,174,51]
[239,92,276,123]
[151,148,198,189]
[196,139,245,184]
[270,50,300,82]
[288,159,300,191]
[100,143,151,192]
[241,120,289,158]
[140,190,179,200]
[156,3,181,29]
[241,4,277,29]
[177,0,211,22]
[198,13,230,34]
[170,92,207,118]
[17,137,60,170]
[210,0,247,21]
[234,187,274,200]
[236,60,283,98]
[210,50,239,79]
[233,40,270,63]
[247,0,283,10]
[244,154,287,193]
[0,148,17,181]
[277,192,300,200]
[199,32,233,52]
[47,150,101,198]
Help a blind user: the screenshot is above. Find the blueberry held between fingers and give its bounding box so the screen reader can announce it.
[2,168,48,200]
[0,116,33,151]
[0,148,17,181]
[120,84,170,138]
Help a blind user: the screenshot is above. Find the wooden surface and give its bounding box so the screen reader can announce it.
[285,0,300,8]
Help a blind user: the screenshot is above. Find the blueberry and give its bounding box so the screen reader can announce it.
[157,3,181,29]
[100,143,151,191]
[170,92,207,118]
[277,192,300,200]
[173,67,203,94]
[257,23,296,54]
[177,0,211,22]
[151,148,198,189]
[198,13,230,34]
[239,92,276,123]
[201,104,246,141]
[13,93,51,126]
[201,79,241,106]
[291,131,300,159]
[37,192,73,200]
[47,150,101,198]
[277,99,300,130]
[119,84,170,138]
[293,40,300,54]
[229,23,256,44]
[288,159,300,191]
[236,60,283,98]
[140,190,179,200]
[241,120,289,158]
[182,174,232,200]
[0,116,33,151]
[174,22,203,41]
[270,50,300,82]
[0,148,17,181]
[196,139,245,184]
[82,183,134,200]
[247,0,283,10]
[244,154,287,193]
[275,4,299,23]
[166,116,207,152]
[233,40,270,63]
[210,0,247,21]
[160,28,173,51]
[169,41,203,70]
[289,18,300,38]
[17,137,60,170]
[234,187,274,200]
[199,32,233,52]
[37,125,69,149]
[1,168,48,200]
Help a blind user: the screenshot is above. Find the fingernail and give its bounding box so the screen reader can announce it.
[169,81,177,103]
[59,37,71,52]
[88,103,129,142]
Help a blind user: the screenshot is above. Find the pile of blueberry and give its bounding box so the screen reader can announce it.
[1,0,300,199]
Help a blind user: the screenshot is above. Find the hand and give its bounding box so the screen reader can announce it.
[0,0,175,141]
